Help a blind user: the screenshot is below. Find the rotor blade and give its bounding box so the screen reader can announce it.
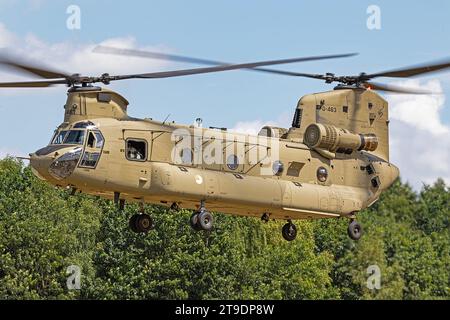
[106,53,358,81]
[363,81,436,94]
[94,46,357,78]
[366,57,450,79]
[0,52,71,79]
[0,79,68,88]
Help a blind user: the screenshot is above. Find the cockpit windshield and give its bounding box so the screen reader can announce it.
[51,130,86,145]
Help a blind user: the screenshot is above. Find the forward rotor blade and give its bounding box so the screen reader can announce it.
[0,52,71,79]
[366,57,450,79]
[0,79,68,88]
[94,46,357,78]
[363,81,436,94]
[108,53,358,81]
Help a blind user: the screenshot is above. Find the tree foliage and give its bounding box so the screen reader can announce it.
[0,158,448,300]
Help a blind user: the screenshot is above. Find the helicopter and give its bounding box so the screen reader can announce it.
[1,48,449,241]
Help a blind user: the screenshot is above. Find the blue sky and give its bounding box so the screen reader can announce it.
[0,0,449,188]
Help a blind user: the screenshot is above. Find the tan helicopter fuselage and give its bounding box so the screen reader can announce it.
[30,86,399,221]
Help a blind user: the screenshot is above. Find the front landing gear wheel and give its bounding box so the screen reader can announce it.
[190,212,203,231]
[282,222,297,241]
[198,211,214,231]
[347,220,363,241]
[190,210,214,231]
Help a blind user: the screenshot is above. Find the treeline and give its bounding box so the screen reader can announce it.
[0,158,448,299]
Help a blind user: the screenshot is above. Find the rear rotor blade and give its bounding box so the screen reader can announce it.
[363,81,436,94]
[365,57,450,79]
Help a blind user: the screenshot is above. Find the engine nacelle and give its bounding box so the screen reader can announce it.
[304,123,378,154]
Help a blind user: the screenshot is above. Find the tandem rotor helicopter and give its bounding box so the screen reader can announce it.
[1,47,449,241]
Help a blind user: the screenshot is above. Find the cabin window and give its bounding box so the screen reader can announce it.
[287,162,305,177]
[317,167,328,182]
[180,148,193,165]
[292,108,303,128]
[126,139,147,161]
[227,154,239,170]
[272,160,284,176]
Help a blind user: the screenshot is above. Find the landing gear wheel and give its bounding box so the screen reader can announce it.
[347,220,363,241]
[282,222,297,241]
[198,211,214,231]
[129,214,140,233]
[190,212,203,231]
[131,214,155,233]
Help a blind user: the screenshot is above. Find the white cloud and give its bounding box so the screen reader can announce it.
[230,120,279,135]
[0,147,26,159]
[230,112,291,135]
[0,23,17,48]
[387,79,450,189]
[0,23,174,88]
[387,79,448,135]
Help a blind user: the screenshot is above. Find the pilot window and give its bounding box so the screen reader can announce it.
[126,139,147,161]
[64,130,86,145]
[52,131,68,144]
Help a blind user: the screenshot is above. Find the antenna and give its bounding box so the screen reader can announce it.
[162,114,171,125]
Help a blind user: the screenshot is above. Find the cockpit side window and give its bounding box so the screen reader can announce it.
[94,132,104,148]
[79,130,104,169]
[87,132,96,148]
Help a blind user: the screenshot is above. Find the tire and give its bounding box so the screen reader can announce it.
[135,214,154,233]
[347,220,363,241]
[282,223,297,241]
[198,211,214,231]
[190,212,203,231]
[129,214,140,233]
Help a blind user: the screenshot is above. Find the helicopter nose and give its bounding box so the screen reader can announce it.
[389,163,400,186]
[29,152,55,181]
[30,146,83,181]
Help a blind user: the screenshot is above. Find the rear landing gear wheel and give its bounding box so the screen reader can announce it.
[129,214,139,233]
[282,222,297,241]
[347,220,363,241]
[129,213,154,233]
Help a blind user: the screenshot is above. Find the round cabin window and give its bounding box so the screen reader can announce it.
[227,154,239,170]
[317,167,328,182]
[272,160,284,176]
[180,148,193,165]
